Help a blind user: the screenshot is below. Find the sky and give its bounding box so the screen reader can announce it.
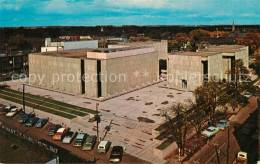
[0,0,259,27]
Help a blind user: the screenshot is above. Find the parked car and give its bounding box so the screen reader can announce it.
[82,135,97,151]
[62,129,77,144]
[35,119,48,128]
[109,146,124,162]
[19,113,35,123]
[25,117,39,127]
[216,120,230,130]
[47,124,62,136]
[6,107,18,117]
[53,127,69,140]
[233,151,247,164]
[5,105,16,111]
[97,140,111,153]
[73,133,87,147]
[243,92,252,98]
[201,126,219,138]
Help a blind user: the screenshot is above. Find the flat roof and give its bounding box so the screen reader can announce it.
[201,48,240,53]
[32,46,153,59]
[171,51,219,57]
[209,45,245,49]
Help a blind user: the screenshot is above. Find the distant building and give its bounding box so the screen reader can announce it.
[41,38,99,52]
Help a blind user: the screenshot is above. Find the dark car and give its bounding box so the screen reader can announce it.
[47,124,62,136]
[25,117,39,127]
[19,113,35,123]
[109,146,124,162]
[35,119,48,128]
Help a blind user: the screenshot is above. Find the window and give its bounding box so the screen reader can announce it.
[182,80,187,89]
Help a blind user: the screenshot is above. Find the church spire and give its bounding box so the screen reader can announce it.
[232,20,235,32]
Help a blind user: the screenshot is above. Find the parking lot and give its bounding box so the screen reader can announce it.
[0,106,146,163]
[0,79,194,163]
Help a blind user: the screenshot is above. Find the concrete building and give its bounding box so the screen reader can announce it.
[201,45,249,68]
[168,45,249,91]
[41,38,99,52]
[29,46,159,98]
[167,52,222,91]
[108,40,168,60]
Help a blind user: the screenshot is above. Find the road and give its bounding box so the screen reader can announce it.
[0,112,147,163]
[187,97,258,164]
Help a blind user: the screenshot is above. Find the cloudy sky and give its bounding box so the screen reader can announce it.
[0,0,259,27]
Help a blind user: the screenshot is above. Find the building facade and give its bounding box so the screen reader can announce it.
[41,38,99,52]
[168,45,249,91]
[29,46,159,98]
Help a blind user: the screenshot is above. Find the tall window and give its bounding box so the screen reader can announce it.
[182,80,187,89]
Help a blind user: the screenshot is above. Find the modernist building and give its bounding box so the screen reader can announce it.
[168,45,249,91]
[41,38,99,52]
[168,52,223,91]
[29,45,160,98]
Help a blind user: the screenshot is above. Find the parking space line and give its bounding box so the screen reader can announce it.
[41,122,50,131]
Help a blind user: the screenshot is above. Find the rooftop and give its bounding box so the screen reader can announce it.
[171,51,220,57]
[208,45,245,49]
[201,48,240,53]
[32,46,154,59]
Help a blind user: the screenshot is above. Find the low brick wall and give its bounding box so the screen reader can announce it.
[154,142,178,159]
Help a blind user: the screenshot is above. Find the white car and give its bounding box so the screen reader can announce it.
[5,105,16,111]
[6,108,18,117]
[201,126,219,138]
[243,92,252,98]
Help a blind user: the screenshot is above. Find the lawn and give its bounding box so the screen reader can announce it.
[156,138,175,150]
[0,93,75,119]
[4,88,96,114]
[0,89,87,116]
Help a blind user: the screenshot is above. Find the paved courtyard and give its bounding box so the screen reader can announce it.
[0,79,194,163]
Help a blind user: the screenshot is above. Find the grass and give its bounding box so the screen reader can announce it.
[0,93,75,119]
[155,131,168,140]
[156,137,175,150]
[4,88,96,114]
[155,124,165,132]
[0,89,86,117]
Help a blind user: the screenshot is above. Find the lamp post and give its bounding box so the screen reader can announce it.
[22,84,25,113]
[96,103,100,143]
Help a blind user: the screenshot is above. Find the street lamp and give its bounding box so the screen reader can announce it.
[22,84,25,113]
[96,103,101,143]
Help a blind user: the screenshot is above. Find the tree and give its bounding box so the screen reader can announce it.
[187,99,207,138]
[168,33,190,52]
[194,80,228,123]
[225,59,255,111]
[251,48,260,76]
[189,29,211,51]
[161,103,192,156]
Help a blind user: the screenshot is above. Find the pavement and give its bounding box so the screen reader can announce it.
[0,79,194,164]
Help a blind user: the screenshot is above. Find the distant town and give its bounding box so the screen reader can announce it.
[0,22,259,164]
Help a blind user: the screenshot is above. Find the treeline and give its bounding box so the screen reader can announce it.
[0,25,259,52]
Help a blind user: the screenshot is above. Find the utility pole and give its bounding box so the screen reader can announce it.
[228,60,230,83]
[213,143,220,164]
[96,103,100,143]
[227,125,230,164]
[22,84,25,113]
